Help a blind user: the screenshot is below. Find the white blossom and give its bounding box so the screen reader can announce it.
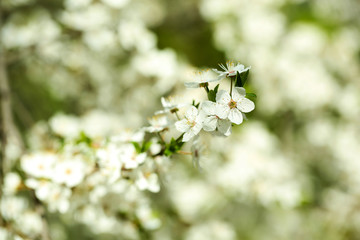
[175,106,205,142]
[143,115,170,133]
[3,172,22,195]
[96,144,122,183]
[134,161,160,193]
[201,101,232,136]
[155,96,186,115]
[120,144,146,169]
[184,70,220,88]
[21,152,57,179]
[52,158,86,187]
[213,61,251,78]
[216,87,255,125]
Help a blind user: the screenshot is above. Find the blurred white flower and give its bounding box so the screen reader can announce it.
[53,158,86,187]
[61,3,110,31]
[21,152,57,179]
[64,0,92,10]
[184,70,220,88]
[101,0,130,9]
[2,11,60,49]
[136,205,161,230]
[175,106,205,142]
[16,211,43,238]
[3,172,22,195]
[185,220,236,240]
[50,114,81,139]
[120,144,146,169]
[97,143,122,183]
[0,196,28,221]
[118,20,156,52]
[155,96,186,115]
[143,115,171,133]
[134,161,160,193]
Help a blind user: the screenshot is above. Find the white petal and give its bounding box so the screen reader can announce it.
[203,116,217,132]
[235,87,246,97]
[217,119,232,136]
[215,103,230,119]
[147,174,160,193]
[228,108,243,125]
[185,106,198,121]
[183,131,195,142]
[216,90,231,105]
[136,153,146,164]
[175,119,190,133]
[192,122,203,135]
[201,101,216,115]
[237,98,255,113]
[232,88,242,102]
[184,82,200,88]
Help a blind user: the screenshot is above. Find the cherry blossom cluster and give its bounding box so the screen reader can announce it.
[2,61,255,239]
[175,61,255,142]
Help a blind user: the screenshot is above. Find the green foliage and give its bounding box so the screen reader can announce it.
[76,132,92,146]
[207,84,219,102]
[192,100,200,108]
[132,141,153,153]
[235,70,250,88]
[246,93,257,101]
[164,136,185,157]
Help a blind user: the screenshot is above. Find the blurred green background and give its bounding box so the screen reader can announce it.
[1,0,360,239]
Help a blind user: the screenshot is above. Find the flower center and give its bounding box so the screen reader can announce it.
[65,168,72,175]
[187,120,196,127]
[228,99,237,109]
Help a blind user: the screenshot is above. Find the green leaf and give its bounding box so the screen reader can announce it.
[76,131,92,146]
[131,142,142,153]
[235,72,242,87]
[246,92,257,101]
[235,69,250,87]
[192,100,200,108]
[240,69,250,86]
[141,141,152,152]
[214,84,219,93]
[163,137,185,156]
[207,90,216,102]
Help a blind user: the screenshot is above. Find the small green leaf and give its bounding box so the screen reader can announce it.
[141,141,152,152]
[131,142,142,153]
[207,90,216,102]
[246,92,257,101]
[234,72,242,87]
[240,69,250,86]
[214,84,219,93]
[192,100,200,108]
[76,131,92,146]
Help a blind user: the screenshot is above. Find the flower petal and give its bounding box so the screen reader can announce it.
[185,106,198,121]
[217,119,232,136]
[215,103,230,119]
[184,82,200,88]
[235,87,246,97]
[232,88,243,102]
[175,119,190,133]
[192,122,203,135]
[237,98,255,113]
[203,116,217,132]
[216,90,231,105]
[183,131,195,142]
[228,108,243,125]
[201,101,216,115]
